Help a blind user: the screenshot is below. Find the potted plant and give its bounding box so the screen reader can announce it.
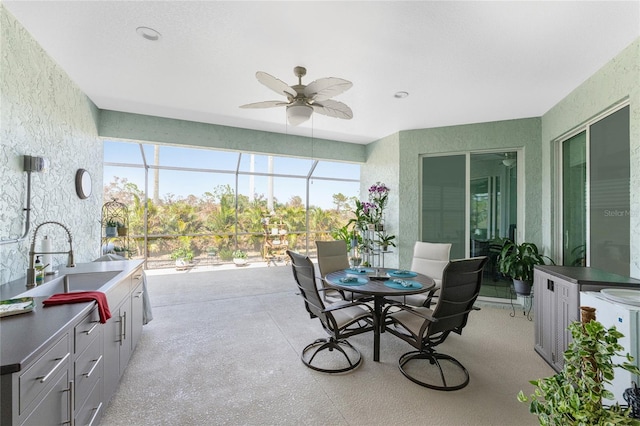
[331,226,361,252]
[232,249,248,266]
[518,312,640,424]
[376,231,396,251]
[171,246,194,270]
[113,245,132,258]
[497,240,551,295]
[105,220,118,237]
[116,221,128,236]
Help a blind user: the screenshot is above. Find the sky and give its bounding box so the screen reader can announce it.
[103,141,361,209]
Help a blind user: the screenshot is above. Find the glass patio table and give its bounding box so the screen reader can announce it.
[324,267,435,362]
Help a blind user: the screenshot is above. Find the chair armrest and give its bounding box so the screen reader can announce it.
[382,303,436,322]
[323,300,374,315]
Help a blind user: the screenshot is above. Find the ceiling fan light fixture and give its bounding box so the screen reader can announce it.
[286,104,313,126]
[136,26,161,41]
[502,158,516,167]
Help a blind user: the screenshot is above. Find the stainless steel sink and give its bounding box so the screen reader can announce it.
[18,270,122,297]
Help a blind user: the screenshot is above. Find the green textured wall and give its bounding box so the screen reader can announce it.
[0,6,103,284]
[541,37,640,278]
[99,110,366,163]
[363,118,541,268]
[362,133,401,267]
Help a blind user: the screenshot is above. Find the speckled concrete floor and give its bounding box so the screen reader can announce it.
[100,264,553,426]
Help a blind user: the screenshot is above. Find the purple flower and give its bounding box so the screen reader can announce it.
[368,183,389,195]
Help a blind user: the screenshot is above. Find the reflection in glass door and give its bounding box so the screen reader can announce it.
[470,152,518,299]
[557,105,630,276]
[561,131,587,266]
[421,151,518,299]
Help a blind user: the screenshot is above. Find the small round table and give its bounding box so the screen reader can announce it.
[325,268,435,362]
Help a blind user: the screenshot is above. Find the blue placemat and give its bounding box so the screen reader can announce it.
[384,279,422,290]
[331,277,367,286]
[388,270,418,278]
[344,268,373,275]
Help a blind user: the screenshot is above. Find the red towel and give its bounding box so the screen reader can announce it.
[43,291,111,323]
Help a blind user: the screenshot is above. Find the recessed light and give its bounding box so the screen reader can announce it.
[136,26,161,41]
[394,91,409,99]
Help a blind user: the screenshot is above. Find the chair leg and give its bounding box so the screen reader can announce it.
[398,350,470,391]
[301,337,363,374]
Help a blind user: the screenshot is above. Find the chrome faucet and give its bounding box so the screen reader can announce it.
[26,221,75,287]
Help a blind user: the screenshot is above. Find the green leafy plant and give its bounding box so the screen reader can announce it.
[105,219,119,228]
[170,246,194,262]
[232,249,247,259]
[497,241,551,283]
[331,225,361,252]
[376,231,396,249]
[218,248,234,261]
[113,245,132,257]
[518,319,640,425]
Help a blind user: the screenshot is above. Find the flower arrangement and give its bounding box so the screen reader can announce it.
[368,182,389,212]
[350,182,390,229]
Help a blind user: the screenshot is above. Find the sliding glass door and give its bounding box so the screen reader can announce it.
[421,155,466,259]
[421,151,519,299]
[557,105,630,276]
[561,132,587,267]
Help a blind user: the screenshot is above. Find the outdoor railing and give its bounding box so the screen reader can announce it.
[123,230,335,270]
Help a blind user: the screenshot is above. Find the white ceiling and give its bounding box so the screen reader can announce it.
[4,1,640,144]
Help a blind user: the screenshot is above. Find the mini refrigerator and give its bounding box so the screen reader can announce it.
[580,291,640,403]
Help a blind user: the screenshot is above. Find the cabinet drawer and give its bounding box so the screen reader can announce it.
[74,331,102,410]
[107,275,131,309]
[19,333,70,414]
[75,370,103,426]
[131,268,143,288]
[20,367,70,426]
[75,306,101,355]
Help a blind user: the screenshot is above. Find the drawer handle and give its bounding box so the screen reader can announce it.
[119,312,127,344]
[38,352,70,383]
[133,274,142,281]
[63,379,75,426]
[122,311,127,341]
[85,322,99,335]
[88,402,103,426]
[84,355,103,378]
[135,290,144,299]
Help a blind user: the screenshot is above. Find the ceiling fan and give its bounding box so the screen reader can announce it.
[240,66,353,126]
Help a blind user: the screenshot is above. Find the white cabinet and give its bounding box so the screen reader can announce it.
[534,265,640,372]
[534,268,578,371]
[1,260,146,426]
[73,306,103,424]
[19,334,72,426]
[130,273,144,350]
[103,265,144,403]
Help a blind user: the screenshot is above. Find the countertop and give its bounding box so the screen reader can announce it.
[535,265,640,287]
[0,260,143,375]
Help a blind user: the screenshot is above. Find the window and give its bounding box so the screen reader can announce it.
[103,141,360,268]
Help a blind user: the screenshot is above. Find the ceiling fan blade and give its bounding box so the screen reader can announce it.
[304,77,352,101]
[240,100,289,109]
[311,99,353,120]
[256,71,297,98]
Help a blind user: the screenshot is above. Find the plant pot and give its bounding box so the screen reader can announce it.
[233,258,248,266]
[117,226,128,236]
[513,279,532,296]
[105,226,117,237]
[175,258,188,271]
